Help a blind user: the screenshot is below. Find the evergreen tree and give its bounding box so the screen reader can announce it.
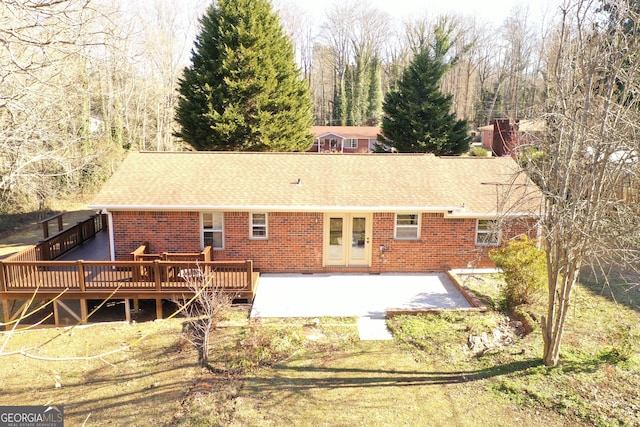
[175,0,313,151]
[333,76,347,126]
[366,57,382,125]
[378,29,470,155]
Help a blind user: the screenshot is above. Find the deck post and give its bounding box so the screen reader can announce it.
[124,299,131,322]
[246,260,253,289]
[77,260,86,292]
[0,261,6,292]
[77,221,84,245]
[155,298,163,320]
[154,260,161,291]
[53,300,60,326]
[80,299,88,324]
[1,300,10,330]
[42,221,49,239]
[56,214,63,233]
[39,242,51,261]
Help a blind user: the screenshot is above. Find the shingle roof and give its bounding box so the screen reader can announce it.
[89,152,543,216]
[312,126,380,139]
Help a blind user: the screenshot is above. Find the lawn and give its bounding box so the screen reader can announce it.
[1,271,638,426]
[0,260,638,426]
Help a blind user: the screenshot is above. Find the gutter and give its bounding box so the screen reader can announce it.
[88,204,466,213]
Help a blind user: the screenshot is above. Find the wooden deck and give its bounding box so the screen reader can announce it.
[0,217,259,327]
[57,230,111,261]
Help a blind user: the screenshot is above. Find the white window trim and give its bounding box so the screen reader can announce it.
[344,138,358,148]
[475,219,500,246]
[394,213,420,240]
[202,212,224,250]
[250,212,268,240]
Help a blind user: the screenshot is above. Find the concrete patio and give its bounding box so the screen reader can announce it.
[249,273,472,340]
[250,273,471,319]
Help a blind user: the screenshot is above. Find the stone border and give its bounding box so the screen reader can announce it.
[446,270,487,309]
[386,271,487,318]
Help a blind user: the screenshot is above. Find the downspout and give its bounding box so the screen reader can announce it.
[101,209,116,261]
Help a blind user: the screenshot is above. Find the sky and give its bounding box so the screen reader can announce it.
[284,0,561,27]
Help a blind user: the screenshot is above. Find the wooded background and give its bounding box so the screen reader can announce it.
[0,0,554,214]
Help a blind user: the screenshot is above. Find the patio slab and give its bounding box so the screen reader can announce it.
[249,273,471,319]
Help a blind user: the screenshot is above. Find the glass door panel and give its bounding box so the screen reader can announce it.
[350,217,366,262]
[328,217,344,261]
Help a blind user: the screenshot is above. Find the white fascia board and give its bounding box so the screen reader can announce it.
[316,132,346,139]
[446,211,543,219]
[88,204,465,213]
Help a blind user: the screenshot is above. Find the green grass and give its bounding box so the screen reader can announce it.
[1,273,639,426]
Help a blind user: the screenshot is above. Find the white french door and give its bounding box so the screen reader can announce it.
[324,213,372,266]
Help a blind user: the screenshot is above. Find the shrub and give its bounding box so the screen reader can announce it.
[489,236,547,309]
[469,146,490,157]
[605,322,639,363]
[228,324,305,370]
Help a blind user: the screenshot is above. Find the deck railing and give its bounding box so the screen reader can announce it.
[37,214,107,261]
[0,259,256,298]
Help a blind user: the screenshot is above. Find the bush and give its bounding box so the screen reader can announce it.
[469,146,490,157]
[228,324,305,370]
[489,236,547,309]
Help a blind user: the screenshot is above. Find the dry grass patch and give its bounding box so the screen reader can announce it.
[0,319,201,426]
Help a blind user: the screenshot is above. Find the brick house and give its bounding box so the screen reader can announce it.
[309,126,380,153]
[479,119,544,157]
[89,152,543,273]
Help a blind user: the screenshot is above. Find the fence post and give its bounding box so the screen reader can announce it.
[77,260,86,292]
[57,214,63,233]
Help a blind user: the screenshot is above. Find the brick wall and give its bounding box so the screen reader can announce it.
[370,213,480,272]
[112,211,201,259]
[214,212,324,272]
[111,210,538,272]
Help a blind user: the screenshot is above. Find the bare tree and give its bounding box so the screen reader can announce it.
[172,272,235,367]
[519,0,640,366]
[0,0,114,212]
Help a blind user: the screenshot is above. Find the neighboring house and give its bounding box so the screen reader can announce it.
[309,126,380,153]
[479,119,543,157]
[89,152,543,273]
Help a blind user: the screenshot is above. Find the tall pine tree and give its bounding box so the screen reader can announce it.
[378,31,469,155]
[175,0,313,151]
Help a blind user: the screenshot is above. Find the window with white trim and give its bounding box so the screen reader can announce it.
[250,213,268,239]
[476,219,500,246]
[202,212,224,249]
[395,213,420,240]
[344,138,358,148]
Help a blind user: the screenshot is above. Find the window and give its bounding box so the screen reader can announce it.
[344,138,358,149]
[250,213,268,239]
[395,213,420,240]
[476,219,500,246]
[202,212,224,249]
